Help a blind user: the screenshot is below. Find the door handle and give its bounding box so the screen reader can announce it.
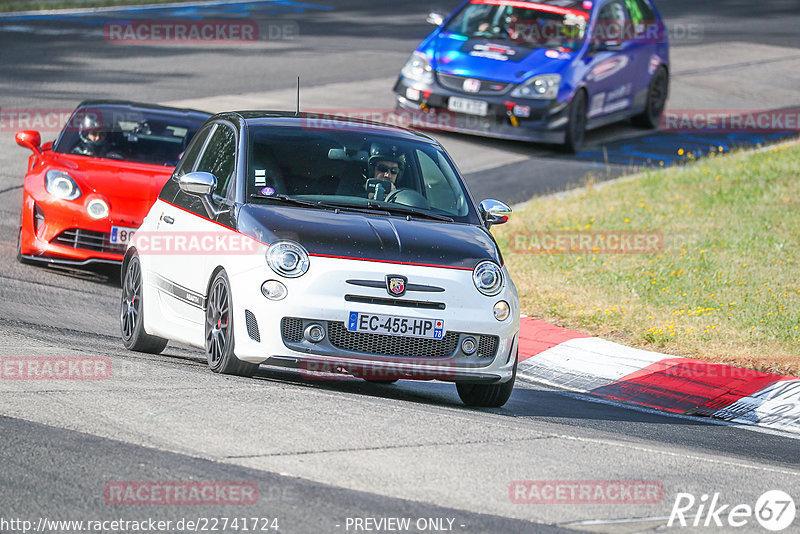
[162,215,175,224]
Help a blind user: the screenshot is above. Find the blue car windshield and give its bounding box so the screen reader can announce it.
[444,0,589,52]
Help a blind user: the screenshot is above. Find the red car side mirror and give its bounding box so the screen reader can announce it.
[15,130,42,154]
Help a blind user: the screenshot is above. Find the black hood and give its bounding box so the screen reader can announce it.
[237,204,502,269]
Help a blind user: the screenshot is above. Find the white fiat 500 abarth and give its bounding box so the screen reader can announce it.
[120,111,520,407]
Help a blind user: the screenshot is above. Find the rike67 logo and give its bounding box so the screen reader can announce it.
[668,490,796,531]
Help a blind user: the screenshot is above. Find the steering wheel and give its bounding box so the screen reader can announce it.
[385,188,430,209]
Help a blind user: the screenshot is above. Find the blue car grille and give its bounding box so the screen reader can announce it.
[437,73,511,95]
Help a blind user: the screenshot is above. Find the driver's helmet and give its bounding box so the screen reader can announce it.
[368,142,406,172]
[77,113,107,147]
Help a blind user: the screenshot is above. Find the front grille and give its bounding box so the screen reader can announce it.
[245,309,260,342]
[437,73,511,95]
[344,295,445,310]
[281,318,304,342]
[327,321,459,358]
[478,335,499,359]
[51,229,126,255]
[281,317,501,359]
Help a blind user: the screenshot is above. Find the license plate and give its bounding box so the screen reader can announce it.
[448,97,488,116]
[110,226,137,245]
[347,312,445,339]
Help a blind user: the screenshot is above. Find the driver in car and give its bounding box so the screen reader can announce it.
[72,114,113,157]
[366,143,406,200]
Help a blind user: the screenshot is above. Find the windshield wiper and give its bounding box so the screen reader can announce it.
[250,193,323,209]
[378,204,454,222]
[314,200,391,216]
[322,199,453,222]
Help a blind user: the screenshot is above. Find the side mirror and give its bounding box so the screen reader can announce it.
[426,11,445,26]
[178,171,226,217]
[479,199,512,227]
[16,130,42,154]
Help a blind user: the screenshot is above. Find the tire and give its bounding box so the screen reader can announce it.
[205,270,258,377]
[120,254,168,354]
[561,89,587,154]
[456,355,516,408]
[632,66,668,129]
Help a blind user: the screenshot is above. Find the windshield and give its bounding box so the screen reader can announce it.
[53,106,207,166]
[444,0,589,52]
[246,125,479,224]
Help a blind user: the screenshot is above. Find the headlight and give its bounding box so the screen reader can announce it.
[86,198,109,220]
[266,241,309,278]
[401,51,434,85]
[45,170,81,200]
[493,301,510,321]
[473,261,503,296]
[510,74,561,99]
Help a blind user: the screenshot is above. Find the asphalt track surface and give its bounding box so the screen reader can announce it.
[1,1,799,533]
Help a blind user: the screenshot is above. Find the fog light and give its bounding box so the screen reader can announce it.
[261,280,287,300]
[304,323,325,343]
[86,198,109,220]
[461,336,477,355]
[493,300,510,321]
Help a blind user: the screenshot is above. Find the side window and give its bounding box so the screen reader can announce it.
[196,124,237,198]
[623,0,644,25]
[173,125,212,180]
[596,0,629,42]
[416,149,460,215]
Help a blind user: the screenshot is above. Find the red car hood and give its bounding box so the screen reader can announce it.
[46,152,173,226]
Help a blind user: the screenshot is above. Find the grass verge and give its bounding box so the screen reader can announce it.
[495,142,800,376]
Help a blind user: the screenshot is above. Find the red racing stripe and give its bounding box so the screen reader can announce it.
[518,317,590,361]
[589,358,791,414]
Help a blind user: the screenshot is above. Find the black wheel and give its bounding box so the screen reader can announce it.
[120,254,168,353]
[456,354,516,408]
[562,89,587,154]
[632,66,668,128]
[205,270,258,377]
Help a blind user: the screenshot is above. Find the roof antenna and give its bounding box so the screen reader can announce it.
[295,76,300,116]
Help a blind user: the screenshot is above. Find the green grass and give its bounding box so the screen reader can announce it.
[495,142,800,376]
[0,0,202,12]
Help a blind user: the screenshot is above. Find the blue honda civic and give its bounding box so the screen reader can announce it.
[393,0,669,152]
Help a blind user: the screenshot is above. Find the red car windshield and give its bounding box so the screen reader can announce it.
[53,106,207,166]
[444,0,589,52]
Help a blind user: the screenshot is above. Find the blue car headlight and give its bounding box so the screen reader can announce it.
[510,74,561,99]
[266,241,309,278]
[45,170,81,200]
[473,261,504,296]
[401,51,435,85]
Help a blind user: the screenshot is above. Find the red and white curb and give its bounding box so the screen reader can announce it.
[517,317,800,435]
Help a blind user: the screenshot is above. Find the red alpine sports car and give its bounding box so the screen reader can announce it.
[15,100,210,266]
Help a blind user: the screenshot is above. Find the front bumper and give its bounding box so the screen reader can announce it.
[228,256,520,383]
[393,75,569,144]
[19,186,135,264]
